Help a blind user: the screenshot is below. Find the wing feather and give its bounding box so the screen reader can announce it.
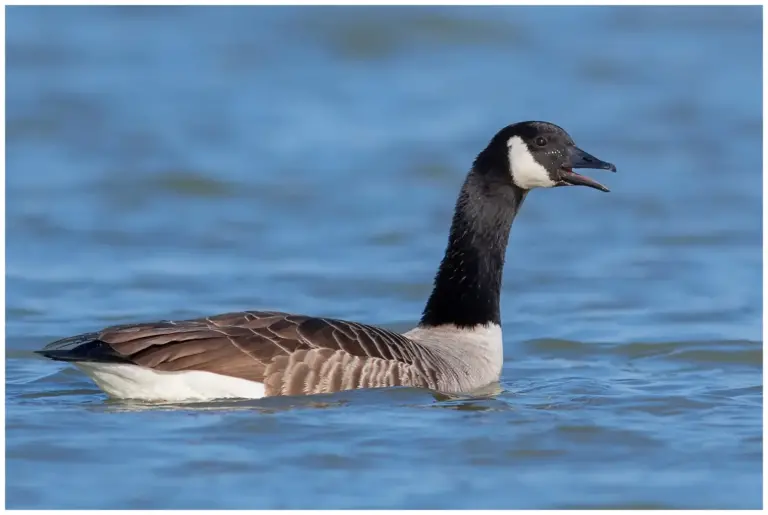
[38,310,434,395]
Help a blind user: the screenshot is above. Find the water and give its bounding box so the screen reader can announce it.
[5,6,762,509]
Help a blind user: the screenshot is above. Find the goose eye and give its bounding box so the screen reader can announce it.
[535,137,547,147]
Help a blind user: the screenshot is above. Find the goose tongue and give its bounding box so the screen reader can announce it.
[560,168,610,192]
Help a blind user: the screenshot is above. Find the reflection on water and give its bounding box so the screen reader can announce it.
[6,5,762,510]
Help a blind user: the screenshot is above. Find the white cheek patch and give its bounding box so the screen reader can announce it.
[507,136,557,189]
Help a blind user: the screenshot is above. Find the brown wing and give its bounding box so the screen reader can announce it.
[40,311,442,396]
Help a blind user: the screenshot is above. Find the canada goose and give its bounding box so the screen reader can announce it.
[37,121,616,402]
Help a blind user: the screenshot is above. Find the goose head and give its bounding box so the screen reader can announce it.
[476,121,617,192]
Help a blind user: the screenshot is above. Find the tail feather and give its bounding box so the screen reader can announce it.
[36,333,130,364]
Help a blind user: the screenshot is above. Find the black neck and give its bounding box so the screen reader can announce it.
[419,168,526,328]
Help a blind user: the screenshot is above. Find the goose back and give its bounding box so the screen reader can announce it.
[41,311,452,396]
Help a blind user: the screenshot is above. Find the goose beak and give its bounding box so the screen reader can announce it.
[559,146,616,192]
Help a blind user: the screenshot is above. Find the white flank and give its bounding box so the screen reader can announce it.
[506,135,556,189]
[75,363,266,402]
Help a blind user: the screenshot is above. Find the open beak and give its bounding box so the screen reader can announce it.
[559,146,617,192]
